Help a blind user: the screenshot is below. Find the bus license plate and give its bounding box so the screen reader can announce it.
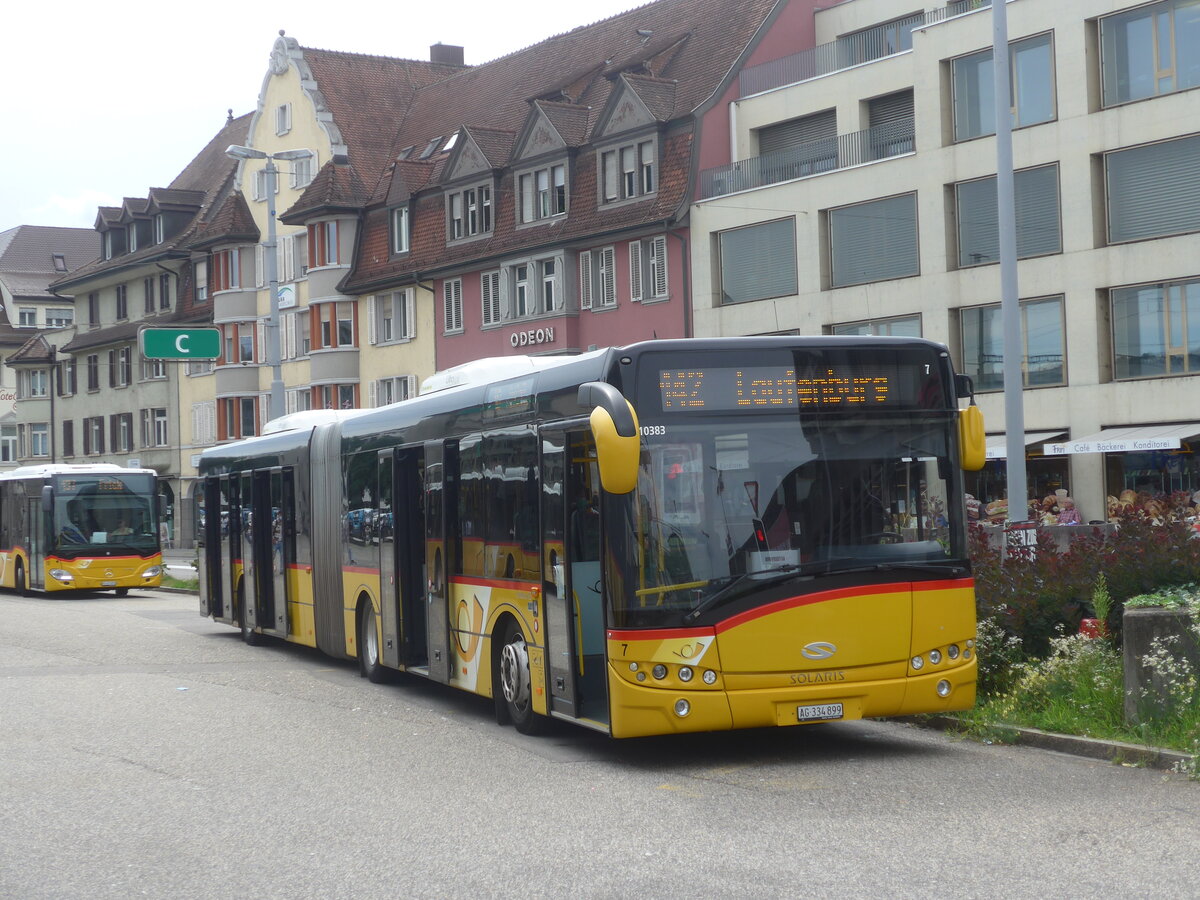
[102,581,116,587]
[797,703,842,722]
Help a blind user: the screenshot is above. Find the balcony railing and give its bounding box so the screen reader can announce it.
[698,118,915,200]
[738,1,992,97]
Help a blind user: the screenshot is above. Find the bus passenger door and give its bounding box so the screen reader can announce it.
[199,477,224,619]
[377,450,400,669]
[566,432,607,724]
[423,440,455,684]
[254,468,288,637]
[238,472,258,629]
[27,495,45,590]
[391,446,427,668]
[223,476,238,624]
[540,429,578,717]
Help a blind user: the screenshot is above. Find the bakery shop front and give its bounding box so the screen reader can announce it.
[965,431,1070,522]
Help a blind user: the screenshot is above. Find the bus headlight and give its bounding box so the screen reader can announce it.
[929,649,942,665]
[673,699,690,717]
[948,644,960,660]
[678,666,693,682]
[652,664,667,680]
[702,669,717,685]
[910,655,924,670]
[49,569,74,583]
[936,680,952,698]
[143,566,163,578]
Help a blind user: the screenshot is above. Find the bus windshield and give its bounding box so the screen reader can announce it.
[52,473,158,555]
[616,412,963,627]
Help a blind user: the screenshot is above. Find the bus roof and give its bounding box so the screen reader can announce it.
[0,463,158,481]
[261,408,369,435]
[420,350,606,396]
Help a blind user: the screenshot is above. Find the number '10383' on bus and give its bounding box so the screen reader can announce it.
[196,337,986,738]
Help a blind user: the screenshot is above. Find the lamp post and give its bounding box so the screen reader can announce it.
[224,144,310,423]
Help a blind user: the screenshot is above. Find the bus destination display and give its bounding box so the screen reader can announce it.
[659,366,895,411]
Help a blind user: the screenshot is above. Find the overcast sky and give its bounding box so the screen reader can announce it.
[1,0,646,235]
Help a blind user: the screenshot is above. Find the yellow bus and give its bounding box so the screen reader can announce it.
[197,337,985,737]
[0,463,164,595]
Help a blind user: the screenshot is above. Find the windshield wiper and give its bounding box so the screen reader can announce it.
[682,565,805,624]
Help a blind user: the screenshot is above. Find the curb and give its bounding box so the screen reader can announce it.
[919,715,1194,772]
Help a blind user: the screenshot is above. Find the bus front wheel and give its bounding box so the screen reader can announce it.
[496,622,544,735]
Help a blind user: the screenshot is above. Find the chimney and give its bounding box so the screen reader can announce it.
[430,43,465,66]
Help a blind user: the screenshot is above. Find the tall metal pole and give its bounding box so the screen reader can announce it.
[263,158,284,423]
[993,0,1026,523]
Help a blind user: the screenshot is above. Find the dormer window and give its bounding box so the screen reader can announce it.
[447,183,493,241]
[391,206,410,254]
[103,231,113,260]
[153,214,165,244]
[600,137,657,205]
[517,163,566,224]
[128,224,138,253]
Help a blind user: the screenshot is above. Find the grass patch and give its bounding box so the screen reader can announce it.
[161,573,198,590]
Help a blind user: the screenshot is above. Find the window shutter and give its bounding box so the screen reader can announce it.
[368,296,378,345]
[578,251,593,309]
[1106,135,1200,243]
[404,290,415,338]
[108,350,116,387]
[256,321,266,363]
[829,194,919,288]
[255,244,265,288]
[498,272,511,320]
[404,375,417,399]
[718,219,798,304]
[651,236,668,298]
[628,241,643,302]
[601,247,616,306]
[369,380,378,408]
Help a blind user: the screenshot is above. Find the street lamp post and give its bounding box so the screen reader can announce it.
[224,145,310,424]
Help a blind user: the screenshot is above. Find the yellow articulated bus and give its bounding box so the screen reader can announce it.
[0,463,164,595]
[197,337,986,738]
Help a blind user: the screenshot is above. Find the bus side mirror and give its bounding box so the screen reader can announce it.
[42,485,53,515]
[959,405,986,471]
[578,382,640,495]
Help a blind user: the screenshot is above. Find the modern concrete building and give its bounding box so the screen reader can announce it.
[689,0,1200,519]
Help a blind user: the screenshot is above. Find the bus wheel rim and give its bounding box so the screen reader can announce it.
[500,632,530,709]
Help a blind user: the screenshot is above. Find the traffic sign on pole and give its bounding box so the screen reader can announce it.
[139,327,221,360]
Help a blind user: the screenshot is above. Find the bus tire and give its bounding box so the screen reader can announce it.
[358,600,389,683]
[496,620,544,735]
[237,584,262,646]
[115,588,130,597]
[14,560,29,597]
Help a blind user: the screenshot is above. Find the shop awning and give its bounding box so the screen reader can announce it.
[985,432,1067,460]
[1044,423,1200,455]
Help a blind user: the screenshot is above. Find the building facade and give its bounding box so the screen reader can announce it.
[690,0,1200,520]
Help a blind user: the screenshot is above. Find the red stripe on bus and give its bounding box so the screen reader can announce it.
[343,565,379,575]
[608,626,717,642]
[714,578,974,633]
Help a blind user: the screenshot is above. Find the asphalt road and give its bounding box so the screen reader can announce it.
[2,587,1197,898]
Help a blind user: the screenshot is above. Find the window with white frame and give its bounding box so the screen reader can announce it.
[443,278,463,332]
[153,214,164,244]
[314,301,355,349]
[718,219,797,304]
[481,270,501,326]
[84,416,105,455]
[628,236,668,301]
[370,290,414,344]
[141,407,168,447]
[20,368,49,398]
[289,151,315,189]
[186,358,214,376]
[276,103,292,136]
[832,315,921,337]
[116,284,128,320]
[828,194,918,288]
[30,423,49,458]
[276,232,308,282]
[372,375,417,406]
[1105,134,1200,243]
[143,276,155,314]
[159,272,171,309]
[57,358,76,396]
[953,33,1055,142]
[141,354,167,380]
[0,424,15,462]
[46,308,73,327]
[391,206,410,254]
[956,164,1061,267]
[960,295,1065,391]
[517,164,566,223]
[503,256,563,319]
[254,167,280,202]
[212,248,240,292]
[284,388,313,415]
[579,247,616,309]
[195,259,209,301]
[600,138,657,204]
[1111,277,1200,379]
[18,308,35,327]
[447,184,493,240]
[219,396,259,441]
[111,412,134,453]
[1101,0,1200,107]
[307,220,340,267]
